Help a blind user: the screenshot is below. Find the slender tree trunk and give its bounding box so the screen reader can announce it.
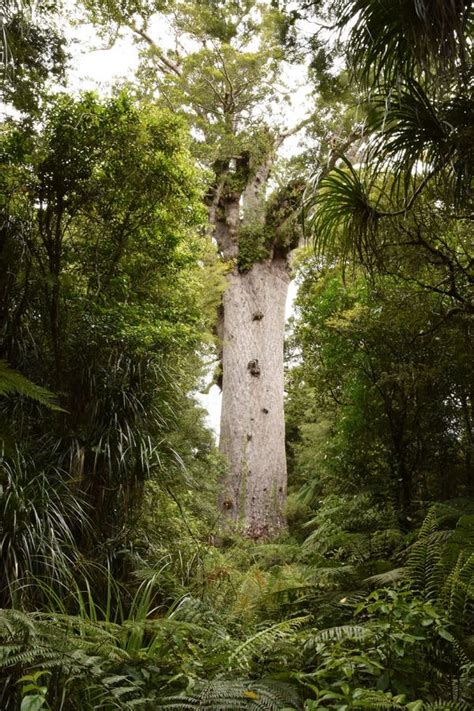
[219,257,289,539]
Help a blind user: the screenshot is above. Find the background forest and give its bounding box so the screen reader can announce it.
[0,1,472,709]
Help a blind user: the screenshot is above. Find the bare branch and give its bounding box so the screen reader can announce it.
[128,21,182,77]
[276,115,314,147]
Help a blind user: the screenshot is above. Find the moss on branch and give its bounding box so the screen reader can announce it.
[237,224,272,272]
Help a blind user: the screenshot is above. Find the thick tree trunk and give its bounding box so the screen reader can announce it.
[219,257,289,539]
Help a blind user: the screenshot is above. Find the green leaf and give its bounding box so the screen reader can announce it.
[438,628,456,643]
[20,696,46,711]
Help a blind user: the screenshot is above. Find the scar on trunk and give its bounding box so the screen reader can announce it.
[252,311,264,321]
[247,359,261,376]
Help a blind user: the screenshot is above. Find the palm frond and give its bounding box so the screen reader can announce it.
[338,0,471,87]
[308,79,473,262]
[367,81,473,205]
[307,157,379,260]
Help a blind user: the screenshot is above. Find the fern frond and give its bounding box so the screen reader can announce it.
[158,679,302,710]
[364,567,407,586]
[227,617,307,672]
[440,551,474,632]
[350,688,406,708]
[0,608,145,708]
[310,624,370,643]
[0,360,62,410]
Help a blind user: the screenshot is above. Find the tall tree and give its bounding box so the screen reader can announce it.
[0,92,212,600]
[84,0,310,538]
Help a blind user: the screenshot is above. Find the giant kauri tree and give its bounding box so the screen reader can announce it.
[85,0,311,538]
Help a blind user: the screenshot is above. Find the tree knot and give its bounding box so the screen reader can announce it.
[247,359,261,377]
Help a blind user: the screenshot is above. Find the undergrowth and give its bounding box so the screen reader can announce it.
[0,501,472,710]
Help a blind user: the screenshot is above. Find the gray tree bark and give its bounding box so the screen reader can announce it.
[219,258,289,539]
[208,139,301,540]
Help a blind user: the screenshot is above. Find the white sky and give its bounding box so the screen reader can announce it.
[67,21,139,90]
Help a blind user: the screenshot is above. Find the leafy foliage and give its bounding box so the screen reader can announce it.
[304,0,473,300]
[0,1,66,113]
[1,90,212,538]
